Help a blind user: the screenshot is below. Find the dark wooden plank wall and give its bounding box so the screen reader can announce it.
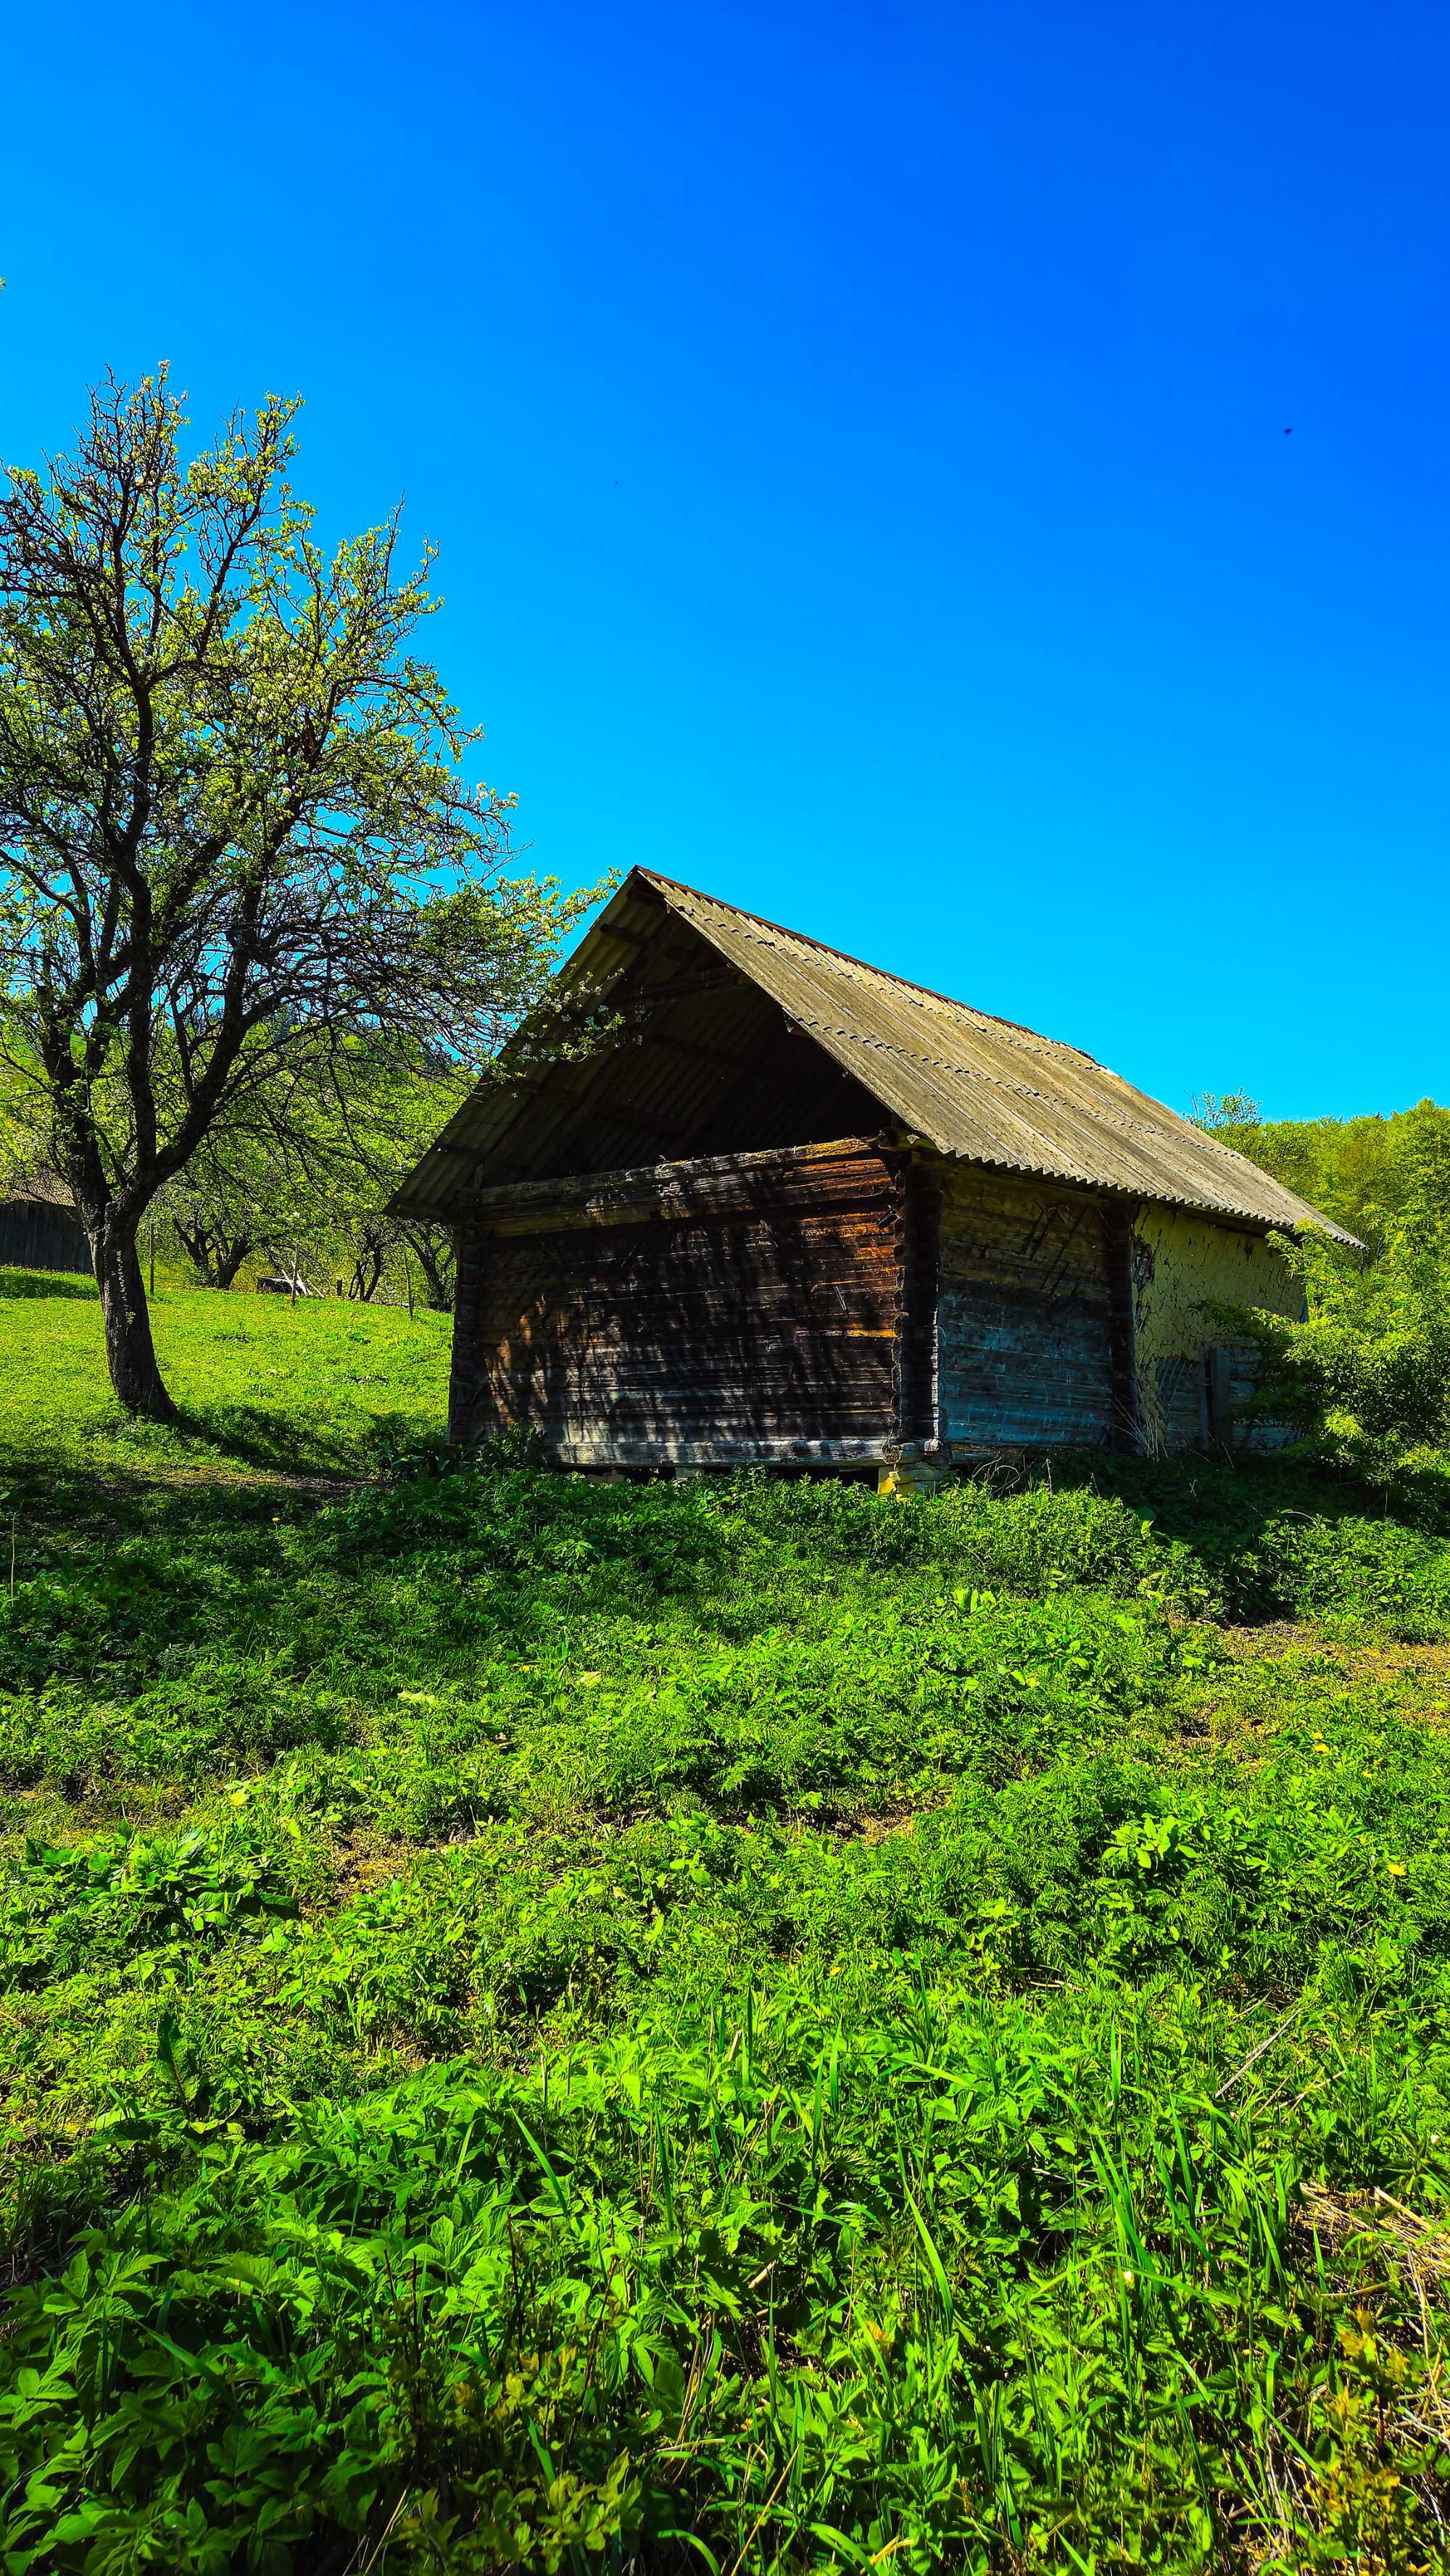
[451,1142,906,1466]
[0,1198,91,1276]
[1152,1353,1207,1450]
[935,1166,1120,1450]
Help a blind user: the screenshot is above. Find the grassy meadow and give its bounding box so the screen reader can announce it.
[0,1270,452,1487]
[4,1273,1450,2571]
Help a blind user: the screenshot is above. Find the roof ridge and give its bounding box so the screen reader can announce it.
[390,866,1357,1245]
[635,869,1102,1067]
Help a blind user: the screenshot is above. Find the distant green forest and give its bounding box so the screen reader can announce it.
[1194,1094,1450,1255]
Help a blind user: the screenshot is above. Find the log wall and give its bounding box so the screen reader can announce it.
[444,1137,1306,1469]
[450,1139,907,1466]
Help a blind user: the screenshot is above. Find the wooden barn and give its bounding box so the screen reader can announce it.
[392,871,1353,1476]
[0,1175,91,1278]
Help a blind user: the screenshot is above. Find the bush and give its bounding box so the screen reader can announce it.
[4,1297,1450,2567]
[1236,1220,1450,1487]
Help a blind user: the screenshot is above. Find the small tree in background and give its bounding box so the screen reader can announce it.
[0,370,600,1416]
[395,1216,456,1310]
[1185,1089,1262,1136]
[169,1192,257,1292]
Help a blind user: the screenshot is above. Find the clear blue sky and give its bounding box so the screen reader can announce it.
[2,0,1445,1118]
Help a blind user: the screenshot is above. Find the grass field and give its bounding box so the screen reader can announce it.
[0,1270,452,1487]
[4,1272,1450,2572]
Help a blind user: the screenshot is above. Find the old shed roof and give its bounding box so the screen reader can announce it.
[0,1170,76,1211]
[397,869,1357,1242]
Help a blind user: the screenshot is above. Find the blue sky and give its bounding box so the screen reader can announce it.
[2,0,1446,1118]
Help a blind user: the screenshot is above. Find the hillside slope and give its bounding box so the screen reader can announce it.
[2,1280,1449,2569]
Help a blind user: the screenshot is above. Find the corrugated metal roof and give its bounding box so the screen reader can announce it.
[395,868,1359,1244]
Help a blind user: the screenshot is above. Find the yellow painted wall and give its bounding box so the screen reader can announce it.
[1132,1208,1301,1452]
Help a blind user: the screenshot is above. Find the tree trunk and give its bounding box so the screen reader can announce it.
[91,1218,179,1421]
[214,1234,253,1291]
[173,1216,254,1292]
[349,1247,385,1302]
[173,1216,213,1282]
[404,1222,455,1311]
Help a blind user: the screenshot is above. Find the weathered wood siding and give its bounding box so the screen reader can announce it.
[935,1166,1124,1450]
[0,1196,91,1276]
[450,1140,907,1466]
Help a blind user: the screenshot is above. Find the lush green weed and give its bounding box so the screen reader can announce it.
[3,1302,1450,2568]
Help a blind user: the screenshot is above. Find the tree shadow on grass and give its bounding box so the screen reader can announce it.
[1032,1449,1450,1628]
[0,1450,336,1547]
[0,1269,97,1302]
[0,1397,425,1524]
[0,1445,734,1702]
[0,1407,386,1554]
[1056,1447,1450,1542]
[178,1400,422,1482]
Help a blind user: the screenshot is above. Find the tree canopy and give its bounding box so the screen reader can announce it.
[1196,1094,1450,1487]
[0,369,601,1414]
[1191,1096,1450,1256]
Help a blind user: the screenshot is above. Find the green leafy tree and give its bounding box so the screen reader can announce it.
[1238,1216,1450,1482]
[0,370,599,1416]
[1192,1094,1450,1256]
[1193,1091,1450,1479]
[328,1041,471,1306]
[1186,1089,1262,1133]
[161,1115,305,1292]
[168,1189,256,1291]
[158,1037,469,1302]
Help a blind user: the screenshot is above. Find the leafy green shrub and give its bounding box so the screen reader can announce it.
[1253,1512,1450,1639]
[703,1471,1210,1603]
[5,1297,1450,2567]
[1,1825,299,1990]
[1238,1219,1450,1486]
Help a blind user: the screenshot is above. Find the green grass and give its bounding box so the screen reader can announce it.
[3,1277,1450,2571]
[0,1269,451,1487]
